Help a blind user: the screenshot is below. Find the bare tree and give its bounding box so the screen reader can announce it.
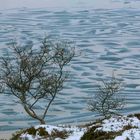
[88,74,125,118]
[0,38,75,124]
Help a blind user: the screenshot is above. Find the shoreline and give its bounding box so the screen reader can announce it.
[6,114,140,140]
[0,131,14,139]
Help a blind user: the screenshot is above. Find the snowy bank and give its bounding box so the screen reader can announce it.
[12,114,140,140]
[19,125,86,140]
[81,114,140,140]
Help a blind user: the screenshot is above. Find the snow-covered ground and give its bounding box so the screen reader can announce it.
[98,116,140,140]
[21,125,86,140]
[20,115,140,140]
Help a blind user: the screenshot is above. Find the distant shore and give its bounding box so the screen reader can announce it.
[0,0,140,11]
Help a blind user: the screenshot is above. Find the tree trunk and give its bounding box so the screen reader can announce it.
[23,105,46,124]
[40,119,46,124]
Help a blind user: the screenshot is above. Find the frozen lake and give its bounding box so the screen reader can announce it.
[0,0,140,133]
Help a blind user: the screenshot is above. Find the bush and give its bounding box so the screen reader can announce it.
[88,73,125,118]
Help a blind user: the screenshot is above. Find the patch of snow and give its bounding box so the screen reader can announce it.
[66,130,84,140]
[115,128,140,140]
[21,125,85,140]
[21,134,35,140]
[97,116,140,132]
[95,115,140,140]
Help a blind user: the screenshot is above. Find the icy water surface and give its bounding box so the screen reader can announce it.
[0,4,140,132]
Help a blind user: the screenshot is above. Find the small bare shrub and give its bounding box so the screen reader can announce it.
[88,74,125,118]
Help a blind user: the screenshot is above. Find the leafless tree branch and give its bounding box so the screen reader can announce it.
[0,37,75,124]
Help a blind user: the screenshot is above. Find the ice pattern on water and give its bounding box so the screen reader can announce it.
[0,8,140,131]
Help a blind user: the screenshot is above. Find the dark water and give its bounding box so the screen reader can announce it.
[0,5,140,131]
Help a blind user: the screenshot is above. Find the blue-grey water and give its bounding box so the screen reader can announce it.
[0,0,140,133]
